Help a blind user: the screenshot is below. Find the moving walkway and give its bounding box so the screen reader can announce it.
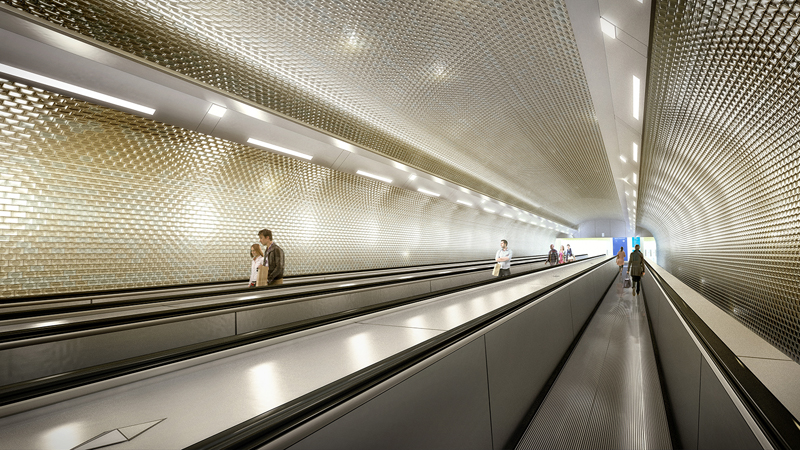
[2,256,793,450]
[0,255,585,409]
[0,257,613,449]
[0,254,558,319]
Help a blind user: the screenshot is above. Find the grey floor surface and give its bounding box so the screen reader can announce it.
[517,268,672,450]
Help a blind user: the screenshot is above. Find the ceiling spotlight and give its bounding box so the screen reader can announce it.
[247,138,313,160]
[633,75,641,120]
[601,18,616,38]
[356,170,392,183]
[0,63,156,115]
[417,188,440,197]
[207,104,227,118]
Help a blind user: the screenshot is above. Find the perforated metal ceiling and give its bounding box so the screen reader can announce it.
[2,0,622,227]
[640,0,800,361]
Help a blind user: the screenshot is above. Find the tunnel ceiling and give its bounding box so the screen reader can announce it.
[1,0,623,227]
[640,0,800,361]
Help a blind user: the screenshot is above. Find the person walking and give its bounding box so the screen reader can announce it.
[627,244,645,296]
[495,239,513,277]
[558,245,565,264]
[566,244,574,262]
[249,243,265,287]
[545,244,559,266]
[616,246,626,274]
[258,229,285,286]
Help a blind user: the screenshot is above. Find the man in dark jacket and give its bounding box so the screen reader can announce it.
[258,229,285,286]
[545,244,559,266]
[627,244,646,296]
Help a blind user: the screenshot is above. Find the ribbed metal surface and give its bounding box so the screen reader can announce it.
[517,277,671,450]
[0,80,555,298]
[2,0,621,226]
[640,0,800,362]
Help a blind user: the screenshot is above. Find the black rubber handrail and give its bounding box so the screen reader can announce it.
[1,253,547,304]
[184,256,615,450]
[0,256,603,408]
[645,260,800,450]
[0,255,575,343]
[0,255,561,321]
[0,253,572,343]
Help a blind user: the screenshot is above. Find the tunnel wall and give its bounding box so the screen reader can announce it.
[639,0,800,363]
[0,81,556,298]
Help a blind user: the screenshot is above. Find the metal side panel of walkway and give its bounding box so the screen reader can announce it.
[517,268,672,450]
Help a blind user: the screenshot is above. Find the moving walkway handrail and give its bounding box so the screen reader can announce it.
[184,256,615,450]
[644,260,800,450]
[0,253,584,347]
[0,255,562,321]
[0,256,601,410]
[0,254,549,305]
[0,255,567,343]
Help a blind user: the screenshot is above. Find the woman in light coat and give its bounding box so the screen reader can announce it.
[627,244,646,296]
[616,246,626,274]
[249,243,265,287]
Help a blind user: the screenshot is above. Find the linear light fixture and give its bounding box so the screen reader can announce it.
[633,142,639,162]
[456,200,473,206]
[503,214,513,218]
[633,75,641,120]
[601,18,616,38]
[484,208,495,213]
[247,138,313,160]
[356,170,392,183]
[633,172,638,184]
[0,63,156,115]
[620,155,627,163]
[408,174,417,180]
[417,188,440,197]
[207,104,227,118]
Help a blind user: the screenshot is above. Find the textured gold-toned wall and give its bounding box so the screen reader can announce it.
[640,0,800,361]
[0,79,555,298]
[1,0,620,226]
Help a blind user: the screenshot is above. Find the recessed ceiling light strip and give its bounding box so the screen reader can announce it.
[247,138,313,160]
[0,63,156,115]
[356,170,392,183]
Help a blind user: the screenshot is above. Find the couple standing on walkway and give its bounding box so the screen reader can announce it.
[249,229,285,287]
[617,244,645,296]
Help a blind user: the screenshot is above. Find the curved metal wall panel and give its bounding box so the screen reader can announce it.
[640,0,800,361]
[0,80,555,298]
[2,0,620,226]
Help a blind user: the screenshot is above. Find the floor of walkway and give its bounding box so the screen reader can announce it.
[517,267,672,450]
